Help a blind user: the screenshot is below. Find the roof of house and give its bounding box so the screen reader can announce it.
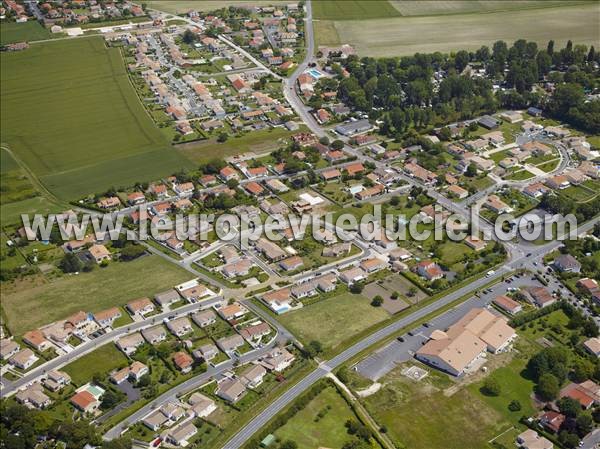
[127,297,153,312]
[93,307,121,322]
[23,330,48,347]
[172,351,193,369]
[493,295,521,312]
[70,390,97,410]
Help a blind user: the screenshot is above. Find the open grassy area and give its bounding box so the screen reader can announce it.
[362,363,510,449]
[506,169,535,181]
[176,127,301,164]
[62,343,128,386]
[1,37,187,201]
[275,385,357,449]
[0,197,64,226]
[388,0,586,16]
[326,3,600,56]
[0,21,51,45]
[146,1,288,14]
[0,255,191,335]
[313,0,401,20]
[278,291,389,352]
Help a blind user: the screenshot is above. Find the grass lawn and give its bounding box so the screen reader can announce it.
[314,20,341,47]
[536,159,560,173]
[1,37,187,201]
[313,0,401,20]
[330,3,600,56]
[0,21,51,45]
[1,255,191,335]
[275,385,357,449]
[436,241,473,266]
[62,343,128,386]
[278,292,389,352]
[0,197,65,226]
[506,169,535,181]
[176,127,301,164]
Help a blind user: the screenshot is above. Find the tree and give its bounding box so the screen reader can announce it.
[350,283,364,294]
[483,378,501,396]
[407,287,418,297]
[371,295,383,307]
[508,400,521,411]
[465,163,477,177]
[120,244,145,261]
[100,390,121,410]
[390,291,399,300]
[182,29,198,44]
[331,140,344,150]
[559,431,580,449]
[438,127,452,141]
[280,441,298,449]
[304,340,323,358]
[537,373,560,401]
[557,397,582,418]
[59,253,83,273]
[217,132,228,143]
[576,414,593,437]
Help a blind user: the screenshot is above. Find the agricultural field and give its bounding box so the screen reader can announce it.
[146,1,288,14]
[0,255,191,335]
[278,291,389,353]
[0,21,51,45]
[0,37,188,201]
[388,0,586,16]
[320,3,600,56]
[0,149,39,206]
[274,385,359,449]
[313,0,401,20]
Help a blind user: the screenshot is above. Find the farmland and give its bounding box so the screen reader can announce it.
[313,0,401,20]
[0,21,50,45]
[0,37,187,201]
[0,255,191,335]
[388,0,588,16]
[319,3,600,56]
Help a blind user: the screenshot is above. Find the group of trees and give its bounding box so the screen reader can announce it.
[0,401,131,449]
[331,39,598,138]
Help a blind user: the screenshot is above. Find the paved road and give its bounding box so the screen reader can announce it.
[0,296,224,396]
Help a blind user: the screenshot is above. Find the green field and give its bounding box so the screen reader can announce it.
[388,0,585,16]
[0,21,51,45]
[320,3,600,56]
[176,127,301,164]
[146,1,288,14]
[275,385,357,449]
[0,255,192,335]
[313,0,401,20]
[62,343,128,386]
[1,37,187,200]
[278,292,389,352]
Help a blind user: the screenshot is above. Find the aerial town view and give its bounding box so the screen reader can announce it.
[0,1,599,449]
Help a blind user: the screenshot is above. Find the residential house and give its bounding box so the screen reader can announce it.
[116,332,145,355]
[255,238,286,261]
[154,289,181,308]
[70,390,100,414]
[216,334,245,354]
[240,364,267,388]
[539,411,566,433]
[577,278,599,295]
[97,197,121,209]
[219,166,239,182]
[516,429,553,449]
[192,310,216,328]
[222,258,253,278]
[360,257,387,273]
[218,303,247,321]
[448,184,468,199]
[339,266,367,285]
[484,195,513,214]
[0,339,18,360]
[240,322,271,342]
[560,381,600,409]
[127,297,155,316]
[416,260,444,281]
[216,377,246,403]
[127,191,145,205]
[167,317,193,338]
[193,343,219,362]
[464,236,487,251]
[260,347,295,372]
[523,182,550,199]
[9,349,38,370]
[142,325,167,345]
[172,351,194,373]
[553,254,581,273]
[524,286,555,308]
[93,307,121,328]
[167,422,197,446]
[545,175,570,190]
[44,370,71,392]
[262,288,292,315]
[583,337,600,358]
[187,392,216,418]
[16,386,51,409]
[493,295,522,315]
[22,330,51,352]
[279,256,304,272]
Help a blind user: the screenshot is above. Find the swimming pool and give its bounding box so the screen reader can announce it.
[307,68,324,79]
